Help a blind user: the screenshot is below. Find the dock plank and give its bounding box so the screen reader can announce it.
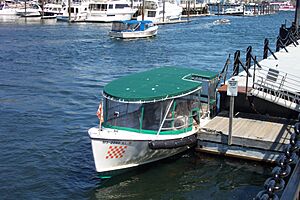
[197,112,294,161]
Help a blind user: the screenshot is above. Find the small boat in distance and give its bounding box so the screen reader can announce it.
[109,20,158,39]
[278,1,295,11]
[88,67,218,175]
[213,18,230,25]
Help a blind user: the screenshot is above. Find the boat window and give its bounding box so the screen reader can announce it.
[109,4,113,9]
[111,22,128,31]
[115,4,130,9]
[32,4,39,9]
[69,7,75,13]
[104,99,142,130]
[101,4,107,11]
[142,100,171,131]
[161,92,201,131]
[147,11,156,17]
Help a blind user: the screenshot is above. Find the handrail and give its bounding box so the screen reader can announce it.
[252,65,300,106]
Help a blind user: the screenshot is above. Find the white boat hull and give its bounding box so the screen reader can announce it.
[109,26,158,39]
[88,127,197,174]
[57,14,87,22]
[0,9,17,15]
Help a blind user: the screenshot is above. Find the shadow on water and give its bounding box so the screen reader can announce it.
[89,149,272,200]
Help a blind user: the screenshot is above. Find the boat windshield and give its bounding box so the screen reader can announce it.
[103,90,202,134]
[111,22,141,31]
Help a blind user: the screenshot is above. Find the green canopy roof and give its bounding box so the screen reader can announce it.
[103,67,218,103]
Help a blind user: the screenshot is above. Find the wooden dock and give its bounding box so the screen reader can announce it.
[196,111,295,162]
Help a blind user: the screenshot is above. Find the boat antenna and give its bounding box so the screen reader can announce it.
[295,0,300,33]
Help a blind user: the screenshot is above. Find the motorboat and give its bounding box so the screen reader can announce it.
[137,0,182,23]
[41,3,63,19]
[88,67,218,175]
[57,2,89,22]
[213,18,230,25]
[85,0,137,22]
[278,1,295,11]
[109,20,158,39]
[0,2,17,15]
[16,3,42,17]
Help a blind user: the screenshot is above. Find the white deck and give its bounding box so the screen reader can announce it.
[233,38,300,90]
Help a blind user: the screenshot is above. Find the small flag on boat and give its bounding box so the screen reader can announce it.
[96,101,104,123]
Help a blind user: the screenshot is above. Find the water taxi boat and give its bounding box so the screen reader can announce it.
[109,20,158,39]
[88,67,218,174]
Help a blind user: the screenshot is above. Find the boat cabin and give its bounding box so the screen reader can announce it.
[101,67,218,135]
[111,20,154,32]
[88,1,131,12]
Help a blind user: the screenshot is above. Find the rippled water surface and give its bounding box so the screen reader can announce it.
[0,12,295,199]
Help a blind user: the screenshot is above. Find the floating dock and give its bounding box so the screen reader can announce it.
[197,111,294,162]
[196,35,300,162]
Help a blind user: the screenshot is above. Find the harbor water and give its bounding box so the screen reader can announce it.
[0,12,295,199]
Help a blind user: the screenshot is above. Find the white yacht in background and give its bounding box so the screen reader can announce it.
[42,3,63,19]
[224,5,244,15]
[85,0,137,22]
[16,3,42,17]
[137,0,182,23]
[0,2,17,15]
[57,1,89,22]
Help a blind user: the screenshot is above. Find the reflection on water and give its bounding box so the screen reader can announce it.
[92,152,272,200]
[0,15,57,24]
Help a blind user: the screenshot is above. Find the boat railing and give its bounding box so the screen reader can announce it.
[252,65,300,108]
[161,112,198,131]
